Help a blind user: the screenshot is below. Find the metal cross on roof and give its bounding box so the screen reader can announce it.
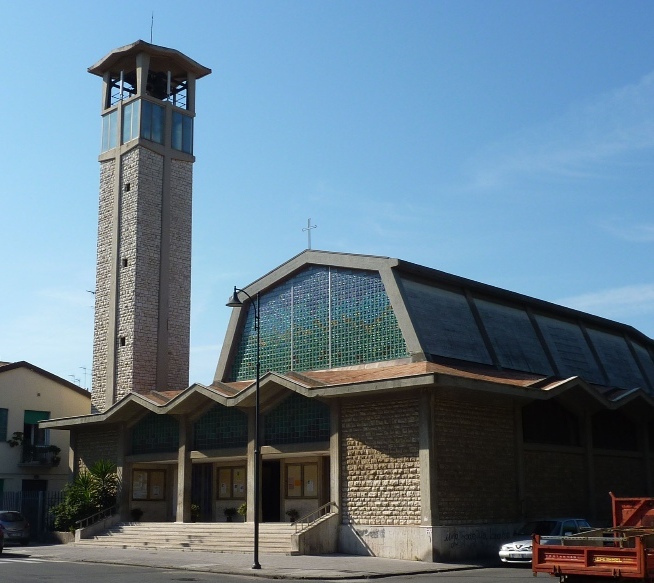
[303,218,317,250]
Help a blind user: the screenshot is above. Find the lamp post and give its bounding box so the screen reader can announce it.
[226,286,261,570]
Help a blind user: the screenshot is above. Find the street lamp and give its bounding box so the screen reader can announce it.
[226,286,261,570]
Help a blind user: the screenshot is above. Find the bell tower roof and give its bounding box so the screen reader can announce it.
[88,39,211,79]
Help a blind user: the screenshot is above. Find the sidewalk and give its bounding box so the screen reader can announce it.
[14,543,483,579]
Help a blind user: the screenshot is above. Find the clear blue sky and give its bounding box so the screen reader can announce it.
[1,0,653,389]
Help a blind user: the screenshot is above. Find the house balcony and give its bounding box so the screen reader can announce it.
[18,444,61,467]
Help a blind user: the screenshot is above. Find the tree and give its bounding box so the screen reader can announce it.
[52,459,119,532]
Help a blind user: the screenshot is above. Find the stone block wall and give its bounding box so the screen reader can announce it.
[126,147,163,397]
[91,144,192,412]
[434,390,518,523]
[340,396,421,525]
[76,426,120,471]
[594,453,647,520]
[91,159,116,413]
[167,159,192,390]
[523,447,586,518]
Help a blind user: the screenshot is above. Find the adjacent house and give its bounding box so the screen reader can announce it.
[0,361,91,494]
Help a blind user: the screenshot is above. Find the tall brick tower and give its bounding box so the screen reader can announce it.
[88,41,211,413]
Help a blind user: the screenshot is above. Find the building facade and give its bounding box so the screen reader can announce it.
[0,361,91,493]
[45,250,654,560]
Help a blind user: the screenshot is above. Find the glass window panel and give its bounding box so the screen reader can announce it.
[263,393,330,446]
[182,115,193,153]
[286,465,302,498]
[151,103,164,144]
[132,470,148,500]
[229,266,407,381]
[131,413,179,454]
[141,100,152,140]
[172,112,182,150]
[194,404,248,450]
[149,471,165,500]
[233,467,246,499]
[101,110,118,152]
[218,468,232,499]
[304,464,317,498]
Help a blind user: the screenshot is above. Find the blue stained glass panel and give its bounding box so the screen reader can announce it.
[229,266,408,381]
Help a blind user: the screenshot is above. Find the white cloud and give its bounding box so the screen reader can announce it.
[557,284,654,319]
[597,219,654,242]
[468,72,654,192]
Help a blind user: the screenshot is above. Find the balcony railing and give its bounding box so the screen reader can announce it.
[20,444,61,466]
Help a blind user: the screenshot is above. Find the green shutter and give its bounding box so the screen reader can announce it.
[0,408,7,441]
[24,410,50,424]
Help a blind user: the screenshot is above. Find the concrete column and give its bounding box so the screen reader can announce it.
[329,400,341,511]
[418,391,433,525]
[116,423,131,521]
[176,415,192,522]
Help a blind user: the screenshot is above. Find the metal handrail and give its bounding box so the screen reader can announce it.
[75,505,118,529]
[293,501,338,533]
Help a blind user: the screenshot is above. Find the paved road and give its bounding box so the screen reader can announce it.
[0,543,541,582]
[3,543,480,579]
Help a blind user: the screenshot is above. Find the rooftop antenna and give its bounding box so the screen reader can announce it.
[150,12,154,43]
[303,218,317,250]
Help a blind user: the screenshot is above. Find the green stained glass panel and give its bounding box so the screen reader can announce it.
[263,393,330,445]
[194,405,248,450]
[131,413,179,454]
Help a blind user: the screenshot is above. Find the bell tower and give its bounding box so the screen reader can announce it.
[88,41,211,413]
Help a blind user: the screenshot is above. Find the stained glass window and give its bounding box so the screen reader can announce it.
[263,393,330,445]
[229,266,407,380]
[131,413,179,454]
[194,405,248,450]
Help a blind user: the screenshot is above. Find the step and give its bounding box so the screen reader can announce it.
[79,522,295,554]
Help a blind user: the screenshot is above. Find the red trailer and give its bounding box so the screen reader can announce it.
[532,493,654,582]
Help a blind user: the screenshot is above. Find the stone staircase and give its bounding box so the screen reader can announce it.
[76,522,295,554]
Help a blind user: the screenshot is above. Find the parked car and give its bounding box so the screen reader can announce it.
[0,511,30,546]
[0,523,4,553]
[499,518,591,563]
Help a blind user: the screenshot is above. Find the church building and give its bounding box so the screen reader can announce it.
[42,41,654,561]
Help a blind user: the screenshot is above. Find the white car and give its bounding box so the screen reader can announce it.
[499,518,591,563]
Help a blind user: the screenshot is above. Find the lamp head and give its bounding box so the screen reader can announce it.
[226,286,243,308]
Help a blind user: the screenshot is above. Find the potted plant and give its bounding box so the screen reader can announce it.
[224,507,237,522]
[286,508,300,523]
[130,507,143,522]
[48,445,61,465]
[191,504,200,522]
[237,503,247,521]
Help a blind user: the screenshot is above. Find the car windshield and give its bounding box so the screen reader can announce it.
[0,512,23,522]
[516,520,558,536]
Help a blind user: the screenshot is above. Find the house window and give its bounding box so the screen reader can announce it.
[217,466,246,499]
[132,469,165,501]
[24,410,49,446]
[0,408,7,441]
[286,463,318,498]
